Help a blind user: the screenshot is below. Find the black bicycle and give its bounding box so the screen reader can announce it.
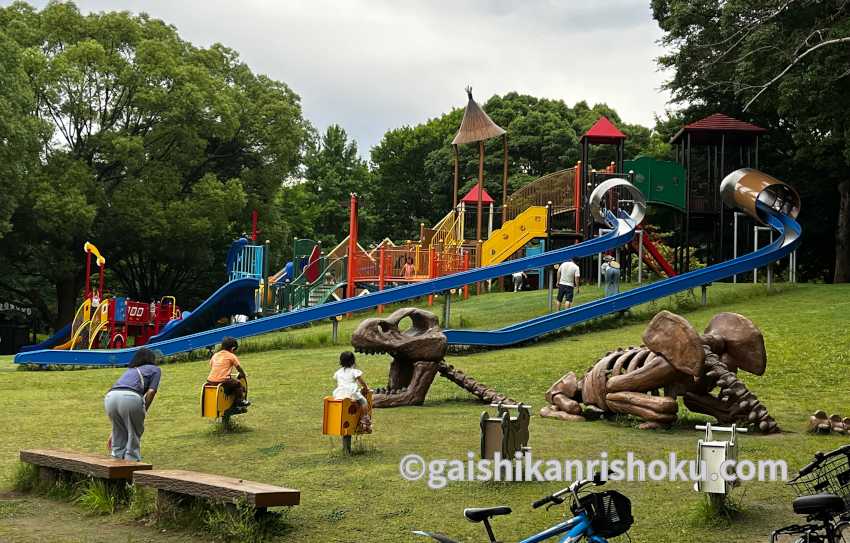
[771,445,850,542]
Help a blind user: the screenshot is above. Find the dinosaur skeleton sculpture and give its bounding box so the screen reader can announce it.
[352,308,513,408]
[541,310,779,434]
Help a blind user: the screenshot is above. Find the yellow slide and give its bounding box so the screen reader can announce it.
[480,206,548,266]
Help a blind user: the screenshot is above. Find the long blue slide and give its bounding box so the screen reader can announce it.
[14,211,636,366]
[14,170,800,367]
[444,201,800,345]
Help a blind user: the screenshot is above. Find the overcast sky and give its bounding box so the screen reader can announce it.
[21,0,671,155]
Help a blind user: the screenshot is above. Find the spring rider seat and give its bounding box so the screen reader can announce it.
[201,376,248,421]
[322,390,373,453]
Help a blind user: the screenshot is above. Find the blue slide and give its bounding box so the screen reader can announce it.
[145,278,259,343]
[444,200,800,346]
[14,213,636,366]
[18,322,72,353]
[13,170,801,367]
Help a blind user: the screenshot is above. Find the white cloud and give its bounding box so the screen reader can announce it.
[20,0,671,153]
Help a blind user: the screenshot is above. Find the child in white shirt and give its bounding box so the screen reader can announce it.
[333,351,372,433]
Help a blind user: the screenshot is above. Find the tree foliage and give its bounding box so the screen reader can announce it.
[367,92,656,242]
[0,1,310,325]
[653,0,850,281]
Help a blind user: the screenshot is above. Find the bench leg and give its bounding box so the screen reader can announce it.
[154,489,187,519]
[37,466,66,486]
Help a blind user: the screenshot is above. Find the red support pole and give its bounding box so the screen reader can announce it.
[428,248,436,306]
[346,194,357,300]
[84,248,92,300]
[377,245,385,314]
[98,264,105,300]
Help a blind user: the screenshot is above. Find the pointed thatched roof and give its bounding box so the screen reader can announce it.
[451,87,506,145]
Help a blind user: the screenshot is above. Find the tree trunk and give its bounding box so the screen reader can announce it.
[836,181,850,283]
[55,275,80,329]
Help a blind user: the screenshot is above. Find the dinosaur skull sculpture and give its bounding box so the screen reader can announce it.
[352,308,512,408]
[541,310,779,433]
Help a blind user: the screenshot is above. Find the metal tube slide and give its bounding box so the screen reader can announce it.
[444,169,801,346]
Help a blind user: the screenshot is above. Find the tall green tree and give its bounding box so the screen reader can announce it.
[302,124,371,247]
[368,92,656,242]
[653,0,850,281]
[0,1,310,326]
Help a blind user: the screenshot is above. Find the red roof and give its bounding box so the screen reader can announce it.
[671,113,766,144]
[461,185,495,204]
[580,117,626,143]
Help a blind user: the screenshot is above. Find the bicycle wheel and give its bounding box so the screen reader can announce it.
[836,521,850,542]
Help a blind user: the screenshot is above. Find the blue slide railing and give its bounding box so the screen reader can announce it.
[14,213,636,366]
[444,201,800,346]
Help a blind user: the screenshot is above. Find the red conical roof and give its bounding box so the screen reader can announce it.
[461,185,495,204]
[670,113,767,144]
[580,117,626,144]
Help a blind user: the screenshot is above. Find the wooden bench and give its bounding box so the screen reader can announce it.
[20,448,152,485]
[133,469,300,513]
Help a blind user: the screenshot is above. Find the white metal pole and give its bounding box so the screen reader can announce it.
[753,226,759,284]
[488,203,494,239]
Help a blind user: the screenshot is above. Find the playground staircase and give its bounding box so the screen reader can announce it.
[480,206,548,266]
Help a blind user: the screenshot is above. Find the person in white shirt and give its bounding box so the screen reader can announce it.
[332,351,372,433]
[556,259,581,310]
[512,270,526,292]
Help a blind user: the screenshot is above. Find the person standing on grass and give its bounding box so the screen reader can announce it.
[206,336,250,409]
[104,348,160,461]
[556,258,581,310]
[604,258,621,297]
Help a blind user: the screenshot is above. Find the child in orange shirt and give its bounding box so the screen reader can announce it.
[207,337,250,409]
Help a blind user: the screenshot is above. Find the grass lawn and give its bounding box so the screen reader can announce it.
[2,282,849,542]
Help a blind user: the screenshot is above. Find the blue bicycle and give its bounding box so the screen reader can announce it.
[414,473,634,542]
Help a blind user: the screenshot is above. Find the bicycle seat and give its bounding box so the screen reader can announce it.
[793,494,846,515]
[464,506,512,523]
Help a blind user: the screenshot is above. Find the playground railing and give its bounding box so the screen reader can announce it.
[228,244,265,282]
[429,208,465,251]
[507,167,577,221]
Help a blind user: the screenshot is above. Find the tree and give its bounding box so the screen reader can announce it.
[0,1,310,326]
[302,125,371,247]
[368,93,656,243]
[653,0,850,281]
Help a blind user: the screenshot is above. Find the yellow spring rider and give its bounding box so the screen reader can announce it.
[200,376,249,421]
[322,390,373,453]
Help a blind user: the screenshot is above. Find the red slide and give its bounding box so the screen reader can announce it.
[637,234,677,278]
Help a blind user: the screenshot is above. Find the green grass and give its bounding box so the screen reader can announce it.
[1,282,850,542]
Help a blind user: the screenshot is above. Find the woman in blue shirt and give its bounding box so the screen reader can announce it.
[104,348,161,461]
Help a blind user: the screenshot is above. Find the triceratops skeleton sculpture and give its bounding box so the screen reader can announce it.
[541,310,779,434]
[352,308,513,408]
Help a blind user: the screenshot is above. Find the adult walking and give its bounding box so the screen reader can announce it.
[104,348,161,461]
[603,256,621,297]
[556,258,581,310]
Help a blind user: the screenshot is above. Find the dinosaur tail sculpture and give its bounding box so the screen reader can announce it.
[438,362,514,404]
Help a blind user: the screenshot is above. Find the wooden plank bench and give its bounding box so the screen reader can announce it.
[133,469,300,513]
[20,448,152,485]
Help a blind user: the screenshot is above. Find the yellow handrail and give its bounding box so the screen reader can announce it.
[84,241,106,267]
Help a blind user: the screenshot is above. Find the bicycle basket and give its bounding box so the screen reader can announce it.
[578,490,634,538]
[788,446,850,511]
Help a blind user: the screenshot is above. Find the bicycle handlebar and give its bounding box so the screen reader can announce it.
[532,476,605,509]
